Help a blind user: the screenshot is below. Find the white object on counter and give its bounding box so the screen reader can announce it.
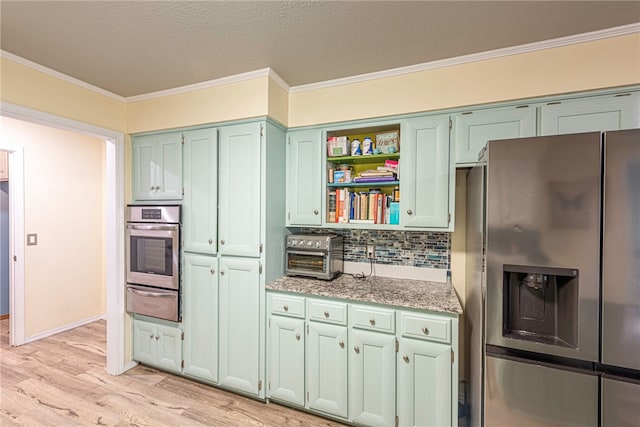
[343,261,447,283]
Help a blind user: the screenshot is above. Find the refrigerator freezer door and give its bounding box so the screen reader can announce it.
[485,355,598,427]
[602,377,640,427]
[602,129,640,371]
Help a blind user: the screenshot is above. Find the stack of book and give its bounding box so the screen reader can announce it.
[328,189,399,225]
[352,159,399,183]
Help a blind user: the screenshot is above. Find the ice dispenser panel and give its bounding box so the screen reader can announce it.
[503,265,579,348]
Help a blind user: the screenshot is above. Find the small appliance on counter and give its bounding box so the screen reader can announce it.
[285,234,343,280]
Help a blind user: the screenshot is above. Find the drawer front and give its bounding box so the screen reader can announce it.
[308,298,347,325]
[269,294,305,318]
[400,312,451,344]
[351,305,395,334]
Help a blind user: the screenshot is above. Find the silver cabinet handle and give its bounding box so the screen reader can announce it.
[369,318,376,326]
[422,327,429,335]
[314,209,319,215]
[220,240,225,245]
[354,346,360,354]
[210,269,215,274]
[339,341,345,348]
[407,209,413,215]
[283,305,289,312]
[324,311,330,318]
[296,333,301,341]
[208,239,213,244]
[403,355,410,363]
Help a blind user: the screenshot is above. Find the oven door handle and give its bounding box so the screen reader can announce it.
[127,224,178,231]
[128,288,176,298]
[287,250,326,257]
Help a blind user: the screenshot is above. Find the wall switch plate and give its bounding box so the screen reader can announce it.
[366,242,376,259]
[27,233,38,246]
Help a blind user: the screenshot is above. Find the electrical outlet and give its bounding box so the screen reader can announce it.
[366,243,376,259]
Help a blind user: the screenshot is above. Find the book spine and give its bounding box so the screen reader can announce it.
[328,192,336,223]
[377,194,383,224]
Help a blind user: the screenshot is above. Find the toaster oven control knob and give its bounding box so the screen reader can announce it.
[307,241,313,247]
[316,241,321,248]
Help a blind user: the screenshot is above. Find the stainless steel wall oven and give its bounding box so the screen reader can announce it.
[126,205,181,321]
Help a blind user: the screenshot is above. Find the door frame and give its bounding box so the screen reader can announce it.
[0,101,127,375]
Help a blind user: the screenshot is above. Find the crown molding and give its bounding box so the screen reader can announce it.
[268,69,290,92]
[1,50,127,102]
[289,22,640,94]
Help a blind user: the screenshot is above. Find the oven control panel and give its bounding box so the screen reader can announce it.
[286,234,338,251]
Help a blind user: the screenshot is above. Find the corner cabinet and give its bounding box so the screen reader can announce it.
[132,317,183,374]
[286,129,323,226]
[132,132,183,200]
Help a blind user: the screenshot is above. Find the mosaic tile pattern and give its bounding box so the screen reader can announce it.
[297,228,451,269]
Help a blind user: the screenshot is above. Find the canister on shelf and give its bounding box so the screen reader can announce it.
[351,138,362,156]
[393,186,400,202]
[362,137,373,155]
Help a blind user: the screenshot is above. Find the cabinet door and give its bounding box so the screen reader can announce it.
[402,115,452,229]
[219,257,261,396]
[183,254,218,383]
[156,133,183,199]
[397,339,452,427]
[268,315,305,407]
[350,329,396,427]
[307,321,349,419]
[541,92,640,135]
[132,319,155,366]
[454,106,536,166]
[132,135,157,200]
[155,324,183,374]
[286,129,323,226]
[183,128,218,255]
[218,122,262,257]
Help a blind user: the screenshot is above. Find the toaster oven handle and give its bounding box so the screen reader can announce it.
[127,224,178,231]
[287,250,326,257]
[128,288,175,297]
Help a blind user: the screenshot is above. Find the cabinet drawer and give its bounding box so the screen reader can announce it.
[308,299,347,325]
[351,305,395,334]
[269,294,305,318]
[399,312,451,344]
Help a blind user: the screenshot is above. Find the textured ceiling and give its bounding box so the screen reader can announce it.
[1,1,639,97]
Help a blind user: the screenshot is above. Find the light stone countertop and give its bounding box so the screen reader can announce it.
[267,274,463,315]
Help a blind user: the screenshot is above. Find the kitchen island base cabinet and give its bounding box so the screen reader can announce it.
[268,315,305,407]
[182,254,218,384]
[133,318,182,374]
[350,329,397,427]
[307,320,349,419]
[219,257,262,397]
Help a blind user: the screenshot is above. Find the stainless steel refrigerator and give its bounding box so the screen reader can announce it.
[465,129,640,427]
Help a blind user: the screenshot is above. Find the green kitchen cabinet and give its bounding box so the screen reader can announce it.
[267,313,306,407]
[218,256,262,396]
[540,92,640,135]
[218,122,262,258]
[350,328,397,426]
[183,128,218,255]
[453,105,537,167]
[286,129,323,226]
[401,115,453,230]
[132,318,182,374]
[182,254,218,384]
[132,132,183,201]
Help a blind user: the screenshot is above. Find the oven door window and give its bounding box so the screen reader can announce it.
[131,236,173,276]
[288,252,326,273]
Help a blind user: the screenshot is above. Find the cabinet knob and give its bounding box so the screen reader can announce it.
[403,355,410,363]
[155,185,160,190]
[210,269,215,274]
[296,333,301,341]
[220,271,225,276]
[155,335,160,341]
[422,326,430,335]
[354,346,360,354]
[407,209,413,215]
[208,239,213,244]
[283,305,289,312]
[323,311,330,318]
[149,333,154,338]
[369,318,376,326]
[313,210,319,215]
[220,240,225,245]
[150,186,155,190]
[339,341,345,348]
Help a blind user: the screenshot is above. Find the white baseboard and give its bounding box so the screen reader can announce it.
[344,261,447,282]
[122,360,139,373]
[24,313,106,344]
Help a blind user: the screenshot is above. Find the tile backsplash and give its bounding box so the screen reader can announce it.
[298,228,450,269]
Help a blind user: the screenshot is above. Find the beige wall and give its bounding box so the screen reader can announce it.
[1,117,105,337]
[0,58,127,133]
[288,33,640,127]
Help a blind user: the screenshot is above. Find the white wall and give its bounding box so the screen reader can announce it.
[1,117,105,338]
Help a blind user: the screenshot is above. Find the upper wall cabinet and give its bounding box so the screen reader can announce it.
[286,129,323,226]
[132,132,183,201]
[540,92,640,136]
[183,128,218,255]
[453,105,536,167]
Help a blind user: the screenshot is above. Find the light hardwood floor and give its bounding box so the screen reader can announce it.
[0,319,346,426]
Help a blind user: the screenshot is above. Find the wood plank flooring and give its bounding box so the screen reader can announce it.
[0,319,346,426]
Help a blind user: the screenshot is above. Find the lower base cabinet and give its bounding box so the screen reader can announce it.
[268,315,305,406]
[132,318,183,374]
